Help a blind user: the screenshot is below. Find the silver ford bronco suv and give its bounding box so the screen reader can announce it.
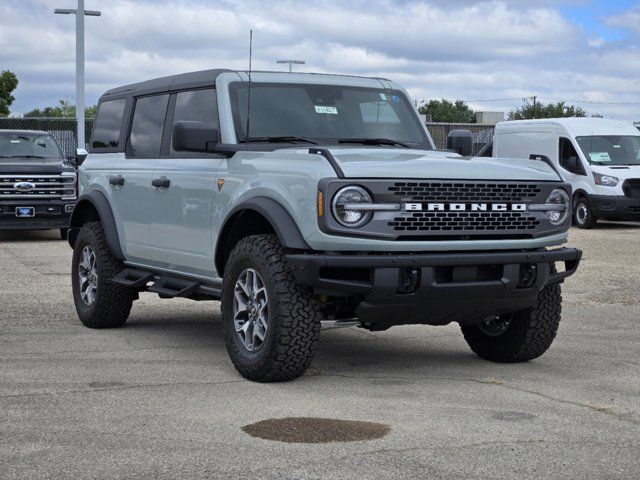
[68,69,581,382]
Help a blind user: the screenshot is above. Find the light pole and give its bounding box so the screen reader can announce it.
[54,1,101,150]
[276,60,305,73]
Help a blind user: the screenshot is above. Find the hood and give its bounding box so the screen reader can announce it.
[319,147,561,181]
[0,157,71,174]
[590,163,640,180]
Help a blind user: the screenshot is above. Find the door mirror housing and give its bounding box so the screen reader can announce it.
[172,121,219,153]
[446,129,473,157]
[66,148,88,168]
[566,156,580,173]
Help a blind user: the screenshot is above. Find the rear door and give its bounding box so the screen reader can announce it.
[109,93,169,263]
[147,88,224,278]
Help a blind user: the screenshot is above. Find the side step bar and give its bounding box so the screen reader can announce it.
[111,268,221,300]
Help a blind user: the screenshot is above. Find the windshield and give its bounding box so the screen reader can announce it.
[0,132,62,159]
[576,135,640,166]
[229,82,430,148]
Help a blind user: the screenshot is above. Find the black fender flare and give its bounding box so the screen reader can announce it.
[68,190,125,259]
[215,197,310,271]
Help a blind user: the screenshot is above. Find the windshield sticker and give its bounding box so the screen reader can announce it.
[589,152,611,162]
[314,106,338,115]
[379,93,387,101]
[392,95,400,103]
[10,140,20,143]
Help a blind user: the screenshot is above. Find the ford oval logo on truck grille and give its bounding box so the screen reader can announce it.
[14,182,36,192]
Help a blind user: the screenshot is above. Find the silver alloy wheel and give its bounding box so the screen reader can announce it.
[233,268,269,352]
[78,246,98,306]
[478,314,512,337]
[576,203,588,224]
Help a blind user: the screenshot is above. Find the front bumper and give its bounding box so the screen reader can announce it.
[590,194,640,220]
[0,200,75,230]
[287,247,581,327]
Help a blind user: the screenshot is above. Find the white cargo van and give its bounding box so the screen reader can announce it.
[493,118,640,228]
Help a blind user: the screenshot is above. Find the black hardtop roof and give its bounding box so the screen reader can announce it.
[100,68,390,101]
[102,69,233,98]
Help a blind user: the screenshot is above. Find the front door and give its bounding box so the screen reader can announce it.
[147,88,223,279]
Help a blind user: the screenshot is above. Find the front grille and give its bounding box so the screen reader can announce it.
[388,182,541,202]
[0,174,76,200]
[622,179,640,199]
[388,211,540,232]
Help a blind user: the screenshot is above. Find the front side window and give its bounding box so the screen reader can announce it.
[170,89,219,154]
[229,82,429,147]
[0,132,62,159]
[92,99,126,149]
[129,94,169,157]
[576,135,640,166]
[559,137,585,175]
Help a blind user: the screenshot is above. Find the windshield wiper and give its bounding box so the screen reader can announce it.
[338,137,411,148]
[243,136,319,145]
[5,155,49,159]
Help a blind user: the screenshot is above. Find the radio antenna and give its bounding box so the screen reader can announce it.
[245,29,253,151]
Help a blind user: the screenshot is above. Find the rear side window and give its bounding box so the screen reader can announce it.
[92,99,126,149]
[170,89,219,154]
[129,94,169,157]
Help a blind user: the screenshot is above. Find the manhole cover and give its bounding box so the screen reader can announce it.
[241,417,390,443]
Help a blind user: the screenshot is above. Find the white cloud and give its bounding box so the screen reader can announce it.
[1,0,639,120]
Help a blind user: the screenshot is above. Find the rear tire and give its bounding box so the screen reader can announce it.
[461,282,562,363]
[71,222,134,328]
[573,196,597,229]
[221,234,321,382]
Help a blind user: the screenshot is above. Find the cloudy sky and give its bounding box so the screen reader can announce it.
[2,0,640,120]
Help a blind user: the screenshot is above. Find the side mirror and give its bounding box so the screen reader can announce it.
[173,121,218,153]
[66,148,88,168]
[446,129,473,156]
[566,156,580,172]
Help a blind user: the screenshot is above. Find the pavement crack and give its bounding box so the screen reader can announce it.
[315,371,640,427]
[0,379,243,399]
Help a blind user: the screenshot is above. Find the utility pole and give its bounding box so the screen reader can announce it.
[54,1,101,150]
[532,95,537,119]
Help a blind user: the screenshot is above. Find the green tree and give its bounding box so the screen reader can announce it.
[0,70,19,117]
[508,99,587,120]
[419,99,476,123]
[24,100,97,118]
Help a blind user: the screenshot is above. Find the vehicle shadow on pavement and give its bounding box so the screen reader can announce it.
[589,221,640,229]
[122,312,486,375]
[0,230,60,242]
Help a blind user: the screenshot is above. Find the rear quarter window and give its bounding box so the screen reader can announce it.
[91,99,127,150]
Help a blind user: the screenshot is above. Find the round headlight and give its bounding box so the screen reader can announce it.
[332,186,373,227]
[546,188,571,225]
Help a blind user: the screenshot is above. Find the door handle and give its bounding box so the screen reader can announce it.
[151,177,171,188]
[109,175,125,186]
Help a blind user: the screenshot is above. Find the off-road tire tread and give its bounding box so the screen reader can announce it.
[72,221,133,328]
[461,282,562,363]
[222,234,321,382]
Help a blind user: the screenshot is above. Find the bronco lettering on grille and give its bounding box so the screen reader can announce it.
[405,203,528,212]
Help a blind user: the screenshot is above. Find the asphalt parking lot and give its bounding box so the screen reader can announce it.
[1,224,639,479]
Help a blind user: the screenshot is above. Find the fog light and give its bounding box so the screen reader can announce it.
[65,204,75,213]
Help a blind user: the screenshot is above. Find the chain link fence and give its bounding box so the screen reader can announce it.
[0,118,495,157]
[425,122,495,155]
[0,118,94,157]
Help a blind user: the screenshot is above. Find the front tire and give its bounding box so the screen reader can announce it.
[71,222,134,328]
[221,234,321,382]
[461,282,562,363]
[573,196,597,229]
